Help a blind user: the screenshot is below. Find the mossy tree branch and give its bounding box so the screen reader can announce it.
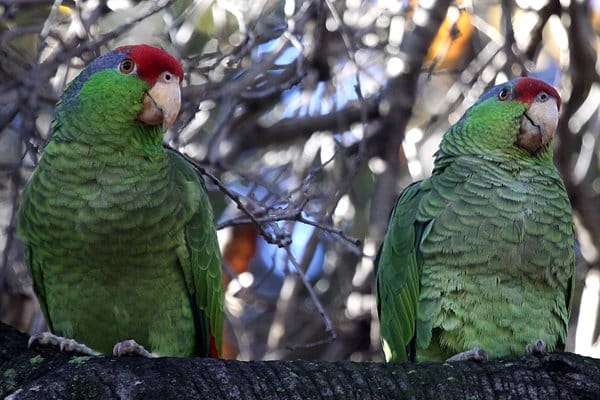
[1,323,599,400]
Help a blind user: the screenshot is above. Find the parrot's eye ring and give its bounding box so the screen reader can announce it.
[538,92,549,102]
[119,59,135,74]
[498,88,510,101]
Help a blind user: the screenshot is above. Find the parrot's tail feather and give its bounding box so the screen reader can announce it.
[209,334,219,358]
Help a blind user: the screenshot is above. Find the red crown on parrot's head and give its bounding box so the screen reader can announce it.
[115,44,184,85]
[514,77,561,110]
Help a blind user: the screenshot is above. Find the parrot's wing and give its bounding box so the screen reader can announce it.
[168,150,224,357]
[16,181,54,331]
[376,180,431,362]
[563,228,577,350]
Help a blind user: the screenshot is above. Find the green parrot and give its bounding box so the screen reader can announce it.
[17,45,223,357]
[376,77,574,362]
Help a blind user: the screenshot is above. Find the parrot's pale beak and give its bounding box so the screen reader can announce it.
[516,96,559,154]
[138,72,181,131]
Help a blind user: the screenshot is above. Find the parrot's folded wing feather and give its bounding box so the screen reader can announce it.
[376,180,430,362]
[17,182,54,331]
[168,150,224,357]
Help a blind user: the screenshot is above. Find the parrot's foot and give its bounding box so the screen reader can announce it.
[446,347,488,362]
[113,339,155,357]
[525,339,546,356]
[28,332,98,355]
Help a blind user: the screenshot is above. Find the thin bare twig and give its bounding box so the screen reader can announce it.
[164,144,292,247]
[284,245,337,350]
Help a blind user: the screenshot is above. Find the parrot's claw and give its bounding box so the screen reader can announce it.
[113,339,155,357]
[446,347,488,362]
[28,332,97,355]
[525,339,546,356]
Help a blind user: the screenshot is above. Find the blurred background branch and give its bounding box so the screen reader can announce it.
[1,0,599,361]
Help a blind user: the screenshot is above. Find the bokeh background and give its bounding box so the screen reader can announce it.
[1,0,599,361]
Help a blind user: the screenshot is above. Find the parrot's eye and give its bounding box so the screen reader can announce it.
[119,59,135,74]
[498,88,510,101]
[538,92,549,102]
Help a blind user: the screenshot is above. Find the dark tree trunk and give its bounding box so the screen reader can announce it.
[1,323,599,400]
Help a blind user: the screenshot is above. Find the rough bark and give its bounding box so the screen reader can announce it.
[1,323,599,400]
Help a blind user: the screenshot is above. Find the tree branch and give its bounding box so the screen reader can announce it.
[1,323,599,400]
[227,96,381,158]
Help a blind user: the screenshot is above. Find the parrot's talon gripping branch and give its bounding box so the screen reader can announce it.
[112,339,155,358]
[446,348,489,362]
[28,332,98,356]
[525,339,546,356]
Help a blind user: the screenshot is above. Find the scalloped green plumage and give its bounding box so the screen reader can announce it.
[376,78,574,362]
[16,47,223,357]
